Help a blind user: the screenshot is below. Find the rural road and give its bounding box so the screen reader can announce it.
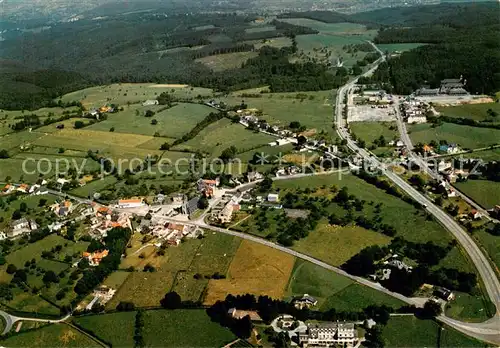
[334,43,500,344]
[393,101,497,223]
[0,310,71,335]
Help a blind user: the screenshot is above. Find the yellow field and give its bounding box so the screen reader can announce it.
[204,240,295,304]
[283,153,319,166]
[33,128,162,160]
[106,272,175,309]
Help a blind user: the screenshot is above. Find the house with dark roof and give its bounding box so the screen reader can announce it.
[293,294,318,309]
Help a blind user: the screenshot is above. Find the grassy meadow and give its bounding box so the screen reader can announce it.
[349,121,398,144]
[74,311,136,347]
[454,180,500,209]
[87,103,214,138]
[195,52,258,72]
[408,123,500,149]
[436,102,500,122]
[286,260,405,312]
[173,118,276,157]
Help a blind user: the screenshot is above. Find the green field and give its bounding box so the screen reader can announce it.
[436,102,500,122]
[279,19,376,39]
[173,118,276,157]
[0,323,101,347]
[441,148,500,161]
[69,175,118,198]
[445,291,496,323]
[382,316,485,347]
[87,103,214,138]
[376,43,427,53]
[454,180,500,209]
[273,174,456,246]
[222,90,336,136]
[349,121,398,144]
[292,223,392,266]
[408,123,500,150]
[195,52,258,72]
[287,260,405,311]
[474,229,500,272]
[244,25,276,33]
[74,311,136,347]
[142,309,236,347]
[60,83,213,109]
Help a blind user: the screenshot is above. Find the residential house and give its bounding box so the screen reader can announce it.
[83,250,109,266]
[298,322,358,348]
[396,140,404,147]
[197,178,219,197]
[469,209,481,220]
[52,200,73,217]
[9,218,31,237]
[438,160,452,172]
[447,144,461,154]
[16,184,30,193]
[142,100,159,106]
[434,287,455,301]
[267,193,279,203]
[293,294,318,309]
[247,171,263,182]
[57,178,70,186]
[1,184,15,195]
[117,199,144,209]
[227,308,262,321]
[93,286,116,304]
[172,194,185,205]
[0,232,6,240]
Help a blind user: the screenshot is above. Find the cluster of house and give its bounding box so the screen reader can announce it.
[371,254,413,281]
[198,178,220,198]
[88,105,115,118]
[238,111,296,139]
[416,78,468,96]
[89,205,132,239]
[50,200,73,217]
[1,183,49,196]
[0,217,39,240]
[421,143,462,156]
[137,218,199,245]
[401,99,428,124]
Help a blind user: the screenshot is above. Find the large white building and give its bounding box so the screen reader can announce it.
[298,322,358,347]
[117,199,144,209]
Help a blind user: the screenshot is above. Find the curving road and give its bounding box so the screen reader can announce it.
[0,310,71,335]
[335,44,500,344]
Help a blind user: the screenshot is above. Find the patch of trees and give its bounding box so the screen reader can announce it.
[134,310,145,347]
[342,239,476,296]
[271,19,319,36]
[74,227,132,296]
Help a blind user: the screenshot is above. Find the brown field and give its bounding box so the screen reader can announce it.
[106,271,175,309]
[204,240,295,304]
[283,153,319,166]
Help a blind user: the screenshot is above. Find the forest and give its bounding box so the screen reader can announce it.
[0,2,498,110]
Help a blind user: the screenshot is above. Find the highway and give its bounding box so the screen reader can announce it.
[393,103,497,222]
[334,44,500,344]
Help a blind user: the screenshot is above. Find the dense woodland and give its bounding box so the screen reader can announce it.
[0,2,498,110]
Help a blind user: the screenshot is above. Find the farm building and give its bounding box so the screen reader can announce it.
[298,322,358,347]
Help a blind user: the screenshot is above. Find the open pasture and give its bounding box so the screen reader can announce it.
[88,103,213,138]
[376,43,427,53]
[204,240,295,304]
[173,118,276,157]
[0,323,101,347]
[436,102,500,122]
[142,309,236,347]
[280,19,376,38]
[60,83,213,108]
[454,180,500,209]
[32,128,163,161]
[292,222,392,266]
[223,90,336,135]
[349,121,398,144]
[408,122,500,150]
[74,311,136,347]
[195,51,258,72]
[106,272,175,309]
